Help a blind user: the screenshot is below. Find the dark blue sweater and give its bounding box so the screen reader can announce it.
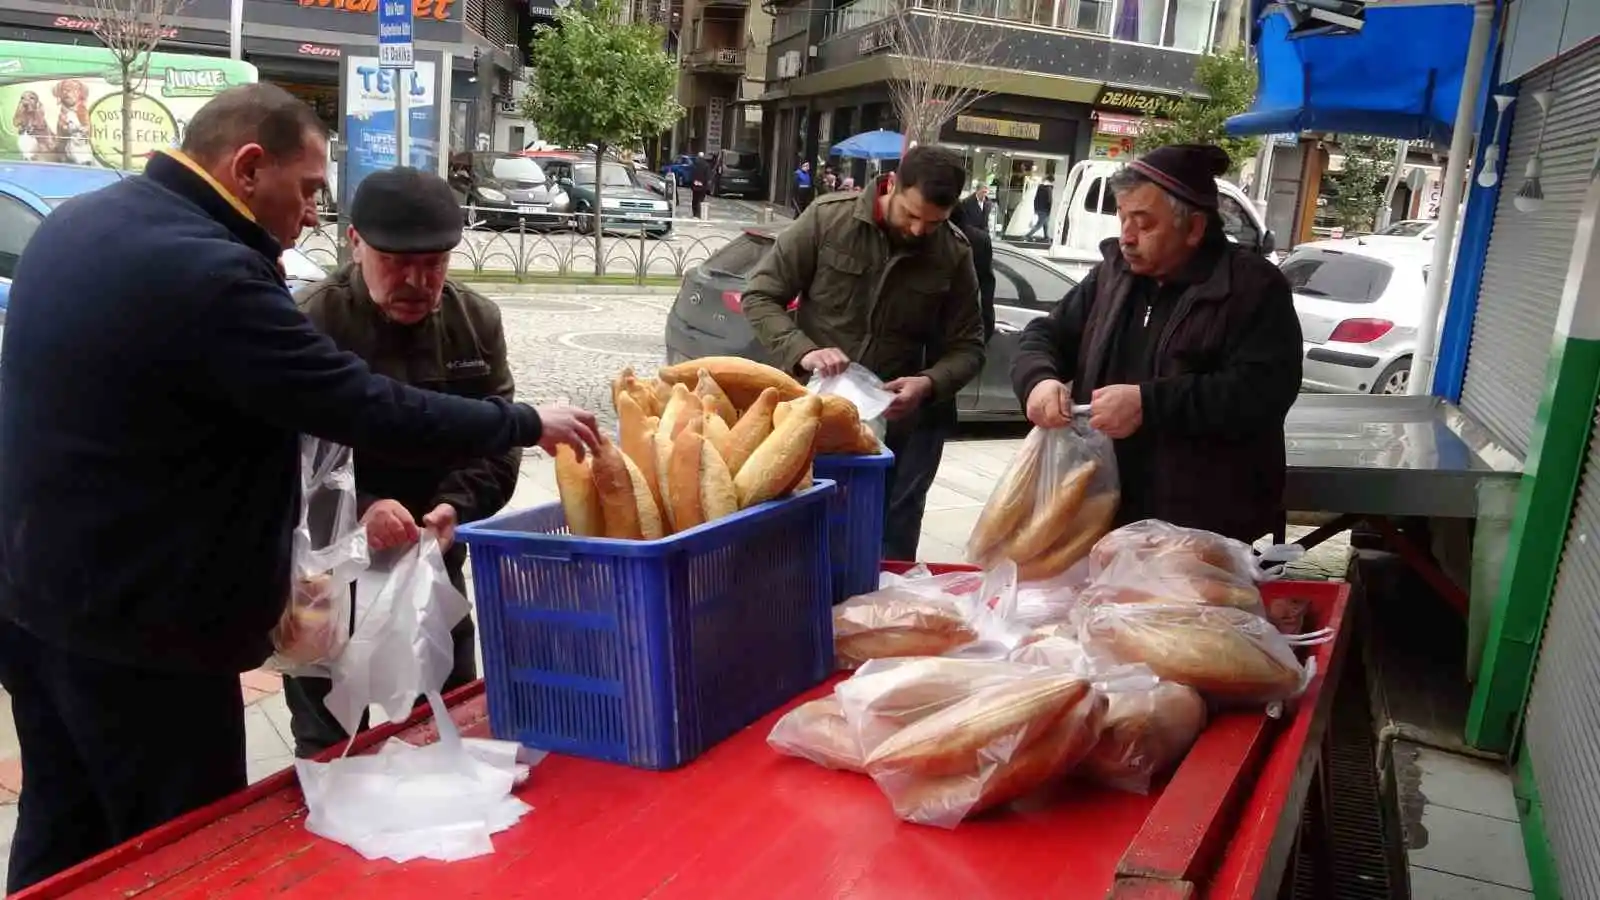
[0,152,543,673]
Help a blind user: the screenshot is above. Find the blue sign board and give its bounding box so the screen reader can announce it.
[377,0,413,69]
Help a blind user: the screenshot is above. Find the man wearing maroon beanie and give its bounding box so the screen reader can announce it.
[1009,144,1303,543]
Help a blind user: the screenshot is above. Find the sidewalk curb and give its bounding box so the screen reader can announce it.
[473,283,681,296]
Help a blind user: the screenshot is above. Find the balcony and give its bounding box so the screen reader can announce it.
[682,47,748,74]
[702,0,750,7]
[822,0,1234,54]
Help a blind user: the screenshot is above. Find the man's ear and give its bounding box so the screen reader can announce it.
[229,143,267,196]
[1187,213,1208,247]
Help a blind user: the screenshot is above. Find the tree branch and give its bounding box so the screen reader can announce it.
[881,0,1002,144]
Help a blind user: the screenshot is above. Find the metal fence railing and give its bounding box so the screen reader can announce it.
[294,207,782,282]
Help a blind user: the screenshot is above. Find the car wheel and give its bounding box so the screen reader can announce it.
[1373,357,1411,395]
[574,203,593,234]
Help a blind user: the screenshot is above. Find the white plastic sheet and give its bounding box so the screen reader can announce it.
[808,363,896,423]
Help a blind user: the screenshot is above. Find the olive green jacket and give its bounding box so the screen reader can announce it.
[740,178,986,401]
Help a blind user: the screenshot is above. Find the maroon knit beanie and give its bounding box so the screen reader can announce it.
[1128,144,1232,210]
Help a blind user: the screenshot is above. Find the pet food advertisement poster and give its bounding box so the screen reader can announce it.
[339,53,440,211]
[0,41,258,171]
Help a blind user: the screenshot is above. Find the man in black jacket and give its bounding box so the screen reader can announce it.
[1009,144,1302,543]
[0,84,599,892]
[285,167,519,757]
[948,200,996,341]
[690,152,712,219]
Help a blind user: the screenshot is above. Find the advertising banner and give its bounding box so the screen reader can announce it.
[339,52,440,209]
[0,40,257,171]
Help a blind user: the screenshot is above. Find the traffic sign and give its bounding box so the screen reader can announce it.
[378,0,413,69]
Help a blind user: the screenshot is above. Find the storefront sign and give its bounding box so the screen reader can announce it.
[707,95,724,155]
[299,0,455,23]
[298,41,343,56]
[955,115,1040,141]
[341,54,440,207]
[527,0,571,21]
[1094,87,1180,117]
[1094,111,1146,138]
[49,14,179,39]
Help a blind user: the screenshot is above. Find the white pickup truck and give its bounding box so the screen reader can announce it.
[1041,159,1278,281]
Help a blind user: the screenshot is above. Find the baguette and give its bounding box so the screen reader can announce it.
[554,444,604,537]
[767,696,864,773]
[593,439,664,541]
[1003,460,1098,564]
[701,396,732,450]
[966,433,1044,564]
[648,377,673,411]
[624,454,664,540]
[658,357,806,410]
[1083,682,1206,792]
[658,383,697,440]
[1081,603,1304,702]
[734,394,821,507]
[814,394,867,454]
[611,367,659,417]
[695,369,739,427]
[700,438,739,522]
[669,416,709,531]
[617,395,666,523]
[721,387,779,475]
[1015,492,1120,581]
[840,658,1035,720]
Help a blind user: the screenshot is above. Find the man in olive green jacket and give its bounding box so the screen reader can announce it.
[742,144,985,560]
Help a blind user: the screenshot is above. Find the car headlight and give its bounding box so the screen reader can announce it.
[600,198,622,210]
[478,188,508,203]
[651,200,668,211]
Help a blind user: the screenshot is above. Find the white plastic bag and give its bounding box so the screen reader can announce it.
[808,363,895,423]
[268,436,370,676]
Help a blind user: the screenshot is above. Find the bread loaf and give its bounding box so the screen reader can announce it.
[1004,460,1097,564]
[842,658,1034,720]
[1083,682,1206,793]
[1080,603,1304,702]
[1015,492,1120,582]
[593,439,664,541]
[658,357,806,410]
[611,367,660,417]
[648,377,673,411]
[767,696,864,773]
[700,438,739,522]
[617,395,666,520]
[865,674,1093,778]
[815,394,868,454]
[966,433,1043,564]
[833,589,977,669]
[554,443,605,537]
[701,396,732,450]
[695,369,738,427]
[1090,522,1253,579]
[734,394,820,507]
[668,416,709,531]
[721,387,779,476]
[658,383,697,440]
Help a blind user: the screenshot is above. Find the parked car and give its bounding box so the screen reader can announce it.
[282,247,329,292]
[1376,219,1438,240]
[447,152,570,230]
[664,226,1078,420]
[0,161,127,311]
[712,148,762,199]
[634,169,672,201]
[1284,238,1434,395]
[537,155,672,237]
[662,154,696,186]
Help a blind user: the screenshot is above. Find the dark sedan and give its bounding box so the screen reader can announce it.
[663,228,1078,420]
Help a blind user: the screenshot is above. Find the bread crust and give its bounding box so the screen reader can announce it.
[554,444,604,538]
[658,357,806,410]
[735,395,821,507]
[722,387,779,475]
[695,369,739,427]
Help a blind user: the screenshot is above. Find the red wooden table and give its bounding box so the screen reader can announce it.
[16,581,1350,900]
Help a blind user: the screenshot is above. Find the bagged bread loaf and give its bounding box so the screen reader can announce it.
[721,387,779,475]
[734,394,821,507]
[592,438,665,541]
[1086,520,1266,613]
[555,443,605,538]
[1078,603,1308,704]
[611,366,660,417]
[1016,492,1119,582]
[695,369,738,427]
[658,357,806,410]
[835,657,1034,755]
[767,696,865,773]
[271,573,344,666]
[864,671,1107,828]
[666,415,739,530]
[967,426,1120,580]
[834,588,977,669]
[1082,680,1207,795]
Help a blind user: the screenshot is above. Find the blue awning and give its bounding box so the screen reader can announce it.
[1226,2,1478,144]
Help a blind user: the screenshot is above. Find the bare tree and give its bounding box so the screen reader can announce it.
[880,0,1004,147]
[72,0,191,169]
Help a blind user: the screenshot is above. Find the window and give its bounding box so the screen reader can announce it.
[994,249,1077,312]
[575,164,638,188]
[1217,194,1261,249]
[0,195,42,281]
[1082,178,1117,214]
[1279,249,1394,303]
[485,155,548,183]
[1379,220,1434,237]
[704,234,775,277]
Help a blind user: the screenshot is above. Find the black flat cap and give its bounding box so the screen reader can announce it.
[350,166,463,254]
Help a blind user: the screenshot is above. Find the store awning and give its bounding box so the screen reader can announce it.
[1226,1,1479,144]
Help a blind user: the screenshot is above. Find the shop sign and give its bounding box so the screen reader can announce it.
[528,0,571,21]
[707,96,725,154]
[298,0,455,23]
[1094,111,1147,138]
[298,42,342,57]
[1094,87,1180,117]
[50,14,179,40]
[955,115,1040,141]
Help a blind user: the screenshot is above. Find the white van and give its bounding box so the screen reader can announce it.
[1044,159,1277,280]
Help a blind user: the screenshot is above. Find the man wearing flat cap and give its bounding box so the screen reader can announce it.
[286,166,518,755]
[1010,144,1303,543]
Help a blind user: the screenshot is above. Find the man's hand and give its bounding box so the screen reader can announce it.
[536,403,600,460]
[423,503,459,551]
[1025,379,1072,429]
[883,375,934,421]
[800,348,851,378]
[363,499,419,552]
[1090,384,1144,439]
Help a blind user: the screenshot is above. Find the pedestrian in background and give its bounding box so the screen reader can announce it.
[950,200,996,341]
[287,166,520,757]
[0,83,599,893]
[960,183,996,233]
[793,160,813,214]
[690,152,711,219]
[743,144,985,560]
[1025,170,1053,241]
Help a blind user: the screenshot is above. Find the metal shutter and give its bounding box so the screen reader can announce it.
[1525,409,1600,896]
[1459,43,1600,457]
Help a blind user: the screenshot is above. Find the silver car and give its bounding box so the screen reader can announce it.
[1286,238,1433,395]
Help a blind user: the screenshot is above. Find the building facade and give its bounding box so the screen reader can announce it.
[0,0,526,158]
[668,0,765,160]
[758,0,1249,207]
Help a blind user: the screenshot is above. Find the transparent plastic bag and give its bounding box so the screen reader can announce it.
[1079,552,1266,618]
[861,668,1107,828]
[966,425,1121,582]
[1082,679,1207,795]
[807,363,895,423]
[833,578,983,669]
[834,657,1037,757]
[1076,602,1323,706]
[268,437,371,676]
[992,560,1089,629]
[767,695,866,773]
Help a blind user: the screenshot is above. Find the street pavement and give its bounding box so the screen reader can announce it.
[0,285,1351,886]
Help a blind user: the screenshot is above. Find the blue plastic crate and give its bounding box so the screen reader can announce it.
[458,481,836,771]
[812,449,895,603]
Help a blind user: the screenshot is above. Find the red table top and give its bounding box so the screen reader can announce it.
[19,581,1350,900]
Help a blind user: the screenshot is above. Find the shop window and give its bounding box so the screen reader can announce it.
[0,196,42,282]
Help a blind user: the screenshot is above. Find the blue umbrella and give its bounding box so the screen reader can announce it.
[830,130,906,161]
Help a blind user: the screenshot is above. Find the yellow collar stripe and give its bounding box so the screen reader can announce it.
[159,148,257,223]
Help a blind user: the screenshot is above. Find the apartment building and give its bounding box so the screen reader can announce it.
[759,0,1249,207]
[671,0,770,158]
